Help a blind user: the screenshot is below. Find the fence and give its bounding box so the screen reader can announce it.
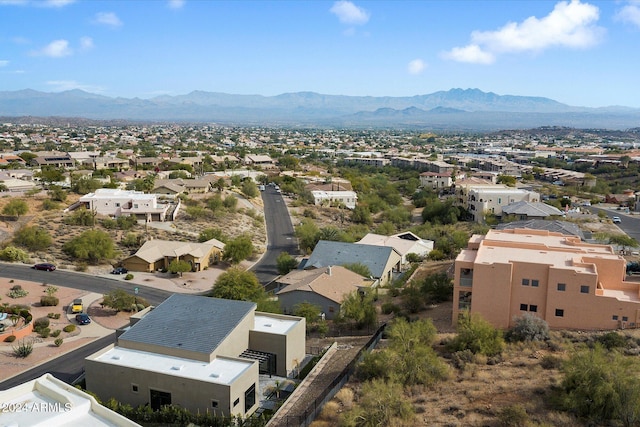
[273,322,387,427]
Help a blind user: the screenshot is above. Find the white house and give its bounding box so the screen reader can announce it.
[419,172,453,190]
[311,190,357,209]
[357,231,433,265]
[468,187,540,223]
[70,188,174,221]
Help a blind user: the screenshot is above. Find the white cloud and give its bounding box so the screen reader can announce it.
[43,0,75,7]
[33,39,72,57]
[46,80,104,93]
[168,0,185,9]
[330,1,369,25]
[444,0,603,64]
[443,44,495,64]
[0,60,8,67]
[615,1,640,28]
[94,12,123,27]
[80,36,94,51]
[407,59,427,75]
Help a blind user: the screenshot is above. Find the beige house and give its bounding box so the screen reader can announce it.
[276,266,377,319]
[85,295,305,417]
[121,238,224,272]
[0,373,140,426]
[357,231,433,266]
[453,228,640,330]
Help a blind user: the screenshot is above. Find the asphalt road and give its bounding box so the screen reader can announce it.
[588,205,640,243]
[251,186,299,285]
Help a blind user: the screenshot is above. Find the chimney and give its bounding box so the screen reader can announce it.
[327,266,332,276]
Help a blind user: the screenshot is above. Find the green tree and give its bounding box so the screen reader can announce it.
[223,194,238,210]
[278,155,300,171]
[241,180,259,198]
[448,311,504,357]
[198,228,227,243]
[293,301,322,331]
[211,267,264,301]
[214,177,226,192]
[13,226,52,251]
[343,262,371,278]
[0,245,29,262]
[276,252,298,275]
[168,259,192,277]
[351,205,373,226]
[63,207,96,226]
[102,289,136,313]
[340,379,414,427]
[47,185,67,202]
[37,166,64,184]
[223,235,254,264]
[62,229,116,264]
[497,175,517,186]
[337,290,377,329]
[419,272,453,303]
[295,219,320,253]
[2,199,28,220]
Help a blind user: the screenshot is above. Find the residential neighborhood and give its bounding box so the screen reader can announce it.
[2,122,640,426]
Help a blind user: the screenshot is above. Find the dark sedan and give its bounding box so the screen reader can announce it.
[111,267,128,275]
[75,313,91,325]
[33,263,56,271]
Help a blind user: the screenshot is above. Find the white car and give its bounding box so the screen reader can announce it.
[612,216,622,224]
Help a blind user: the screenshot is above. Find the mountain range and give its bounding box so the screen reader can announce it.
[1,88,639,130]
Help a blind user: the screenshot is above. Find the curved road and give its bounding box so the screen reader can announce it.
[251,186,299,285]
[588,205,640,244]
[0,187,298,390]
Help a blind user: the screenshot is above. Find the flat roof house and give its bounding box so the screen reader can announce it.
[453,228,640,330]
[0,373,140,427]
[85,294,305,418]
[71,188,174,221]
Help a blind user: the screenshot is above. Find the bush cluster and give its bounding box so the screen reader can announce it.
[63,324,76,333]
[40,296,59,306]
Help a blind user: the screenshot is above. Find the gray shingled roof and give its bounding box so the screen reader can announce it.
[305,240,398,279]
[501,201,563,217]
[118,294,256,355]
[496,219,586,240]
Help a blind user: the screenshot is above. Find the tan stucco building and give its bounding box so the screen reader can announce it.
[453,228,640,330]
[121,238,224,273]
[85,295,305,417]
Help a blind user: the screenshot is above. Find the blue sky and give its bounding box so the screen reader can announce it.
[1,0,639,107]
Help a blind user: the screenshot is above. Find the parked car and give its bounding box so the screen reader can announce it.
[111,267,128,275]
[71,299,83,313]
[33,263,56,271]
[613,216,622,224]
[75,313,91,325]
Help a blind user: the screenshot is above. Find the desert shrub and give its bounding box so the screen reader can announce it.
[497,404,529,427]
[541,354,563,370]
[47,312,61,319]
[51,329,61,338]
[42,199,60,210]
[75,262,88,272]
[448,312,504,357]
[13,339,33,358]
[381,301,400,315]
[33,317,50,330]
[125,273,134,280]
[506,313,550,342]
[63,324,76,333]
[38,327,51,338]
[419,272,453,303]
[451,349,477,369]
[54,338,63,347]
[10,284,22,291]
[595,331,627,350]
[7,288,28,298]
[0,245,29,262]
[25,315,32,324]
[40,296,59,306]
[135,303,146,311]
[4,335,16,343]
[356,350,390,381]
[135,296,150,308]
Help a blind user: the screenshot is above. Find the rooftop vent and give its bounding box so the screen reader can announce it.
[171,365,184,371]
[111,355,121,360]
[264,323,272,327]
[210,373,220,378]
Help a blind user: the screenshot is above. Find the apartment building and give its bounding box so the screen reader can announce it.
[453,228,640,330]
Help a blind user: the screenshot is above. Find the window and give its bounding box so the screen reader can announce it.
[131,384,138,393]
[557,283,566,291]
[555,309,564,317]
[115,203,120,207]
[580,285,589,294]
[529,305,537,313]
[211,400,219,408]
[522,279,530,286]
[623,316,629,322]
[613,315,619,321]
[531,280,539,287]
[520,303,528,311]
[245,384,256,412]
[150,389,171,411]
[233,398,239,407]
